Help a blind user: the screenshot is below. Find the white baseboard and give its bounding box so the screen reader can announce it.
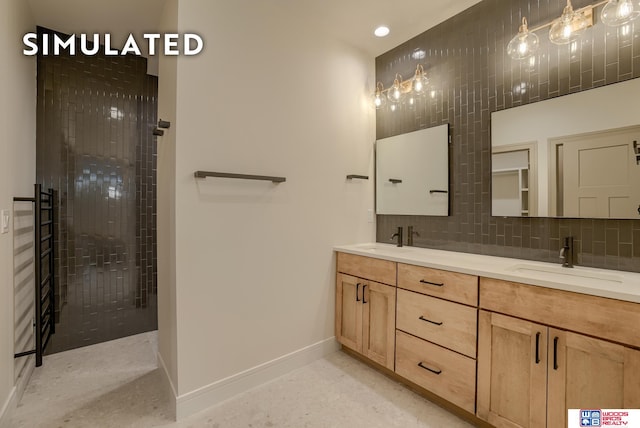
[175,337,339,420]
[0,355,35,428]
[157,351,177,421]
[0,387,16,428]
[14,355,34,406]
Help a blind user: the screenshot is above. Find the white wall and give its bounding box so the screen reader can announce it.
[0,0,36,425]
[157,0,375,416]
[157,0,180,406]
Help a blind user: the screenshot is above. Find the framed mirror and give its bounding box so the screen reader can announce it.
[491,78,640,219]
[376,124,449,216]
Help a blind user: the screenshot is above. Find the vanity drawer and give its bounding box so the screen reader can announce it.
[397,289,477,358]
[336,252,396,286]
[395,330,476,414]
[480,277,640,348]
[398,263,478,306]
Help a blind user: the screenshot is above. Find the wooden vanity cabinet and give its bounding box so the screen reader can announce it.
[477,278,640,428]
[336,253,396,370]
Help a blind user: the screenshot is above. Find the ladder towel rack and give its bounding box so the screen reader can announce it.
[13,184,55,367]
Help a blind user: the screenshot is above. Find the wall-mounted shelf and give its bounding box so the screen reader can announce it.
[194,171,286,183]
[346,175,369,180]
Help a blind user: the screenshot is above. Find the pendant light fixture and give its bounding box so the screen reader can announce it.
[372,82,386,109]
[549,0,590,44]
[601,0,640,25]
[507,18,540,59]
[411,64,430,94]
[370,66,433,110]
[387,74,405,104]
[506,0,640,60]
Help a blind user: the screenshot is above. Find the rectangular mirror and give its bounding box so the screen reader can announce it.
[491,78,640,219]
[376,124,449,216]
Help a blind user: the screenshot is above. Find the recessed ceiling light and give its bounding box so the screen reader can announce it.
[374,26,390,37]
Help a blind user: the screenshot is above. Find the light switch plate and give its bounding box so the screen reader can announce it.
[367,209,374,223]
[1,210,9,234]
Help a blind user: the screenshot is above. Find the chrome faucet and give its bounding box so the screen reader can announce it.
[407,226,420,246]
[390,226,403,247]
[560,236,574,268]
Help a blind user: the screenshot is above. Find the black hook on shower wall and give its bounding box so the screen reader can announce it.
[158,119,171,129]
[153,129,164,136]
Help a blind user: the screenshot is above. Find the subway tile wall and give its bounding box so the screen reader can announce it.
[36,28,158,353]
[376,0,640,272]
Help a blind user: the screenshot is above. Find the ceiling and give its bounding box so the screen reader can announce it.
[26,0,482,58]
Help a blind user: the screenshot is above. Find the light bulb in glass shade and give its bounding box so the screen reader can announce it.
[601,0,640,26]
[387,74,404,103]
[549,0,589,45]
[411,64,430,94]
[507,17,539,60]
[372,82,386,109]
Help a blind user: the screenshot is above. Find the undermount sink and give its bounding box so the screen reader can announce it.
[353,243,413,253]
[506,263,623,284]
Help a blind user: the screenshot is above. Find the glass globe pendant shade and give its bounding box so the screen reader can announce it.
[549,0,589,45]
[601,0,640,26]
[372,82,386,109]
[507,17,539,60]
[411,65,430,94]
[387,74,405,104]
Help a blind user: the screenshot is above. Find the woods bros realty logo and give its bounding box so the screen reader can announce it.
[22,32,204,56]
[568,409,640,427]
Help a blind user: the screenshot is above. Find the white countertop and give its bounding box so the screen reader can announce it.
[333,243,640,304]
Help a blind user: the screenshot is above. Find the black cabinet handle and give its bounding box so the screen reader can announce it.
[362,284,367,304]
[356,283,361,302]
[420,279,444,287]
[419,316,443,326]
[389,178,402,184]
[553,337,559,370]
[535,332,541,364]
[418,362,442,375]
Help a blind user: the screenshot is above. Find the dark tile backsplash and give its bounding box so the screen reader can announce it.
[36,28,158,353]
[375,0,640,272]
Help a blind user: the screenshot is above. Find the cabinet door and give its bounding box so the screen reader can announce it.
[336,273,363,352]
[477,311,547,428]
[362,281,396,370]
[547,329,640,428]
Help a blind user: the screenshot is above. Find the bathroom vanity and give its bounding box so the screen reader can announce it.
[334,244,640,428]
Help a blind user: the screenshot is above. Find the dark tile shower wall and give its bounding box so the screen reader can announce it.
[36,29,158,353]
[376,0,640,273]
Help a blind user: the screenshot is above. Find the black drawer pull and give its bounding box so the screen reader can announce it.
[535,332,541,364]
[417,362,442,375]
[419,316,443,326]
[356,283,361,302]
[362,284,368,304]
[419,279,444,287]
[553,337,559,370]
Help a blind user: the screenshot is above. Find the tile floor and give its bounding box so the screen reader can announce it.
[11,332,473,428]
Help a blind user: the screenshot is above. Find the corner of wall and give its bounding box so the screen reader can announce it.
[156,0,180,413]
[0,0,36,423]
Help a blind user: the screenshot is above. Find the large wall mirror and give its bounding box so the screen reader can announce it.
[491,78,640,219]
[376,124,449,216]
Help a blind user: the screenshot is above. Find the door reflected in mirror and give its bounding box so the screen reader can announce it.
[491,78,640,219]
